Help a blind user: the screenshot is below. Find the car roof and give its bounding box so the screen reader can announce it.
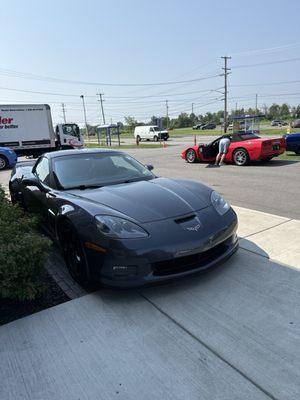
[44,148,124,159]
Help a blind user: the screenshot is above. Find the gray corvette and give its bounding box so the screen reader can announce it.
[9,149,238,287]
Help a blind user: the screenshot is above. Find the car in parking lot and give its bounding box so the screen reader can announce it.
[201,123,216,130]
[283,133,300,154]
[192,123,204,130]
[0,147,18,170]
[182,132,286,166]
[291,119,300,128]
[9,149,238,287]
[271,119,287,127]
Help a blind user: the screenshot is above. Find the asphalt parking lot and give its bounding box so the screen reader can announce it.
[123,135,300,220]
[0,142,299,400]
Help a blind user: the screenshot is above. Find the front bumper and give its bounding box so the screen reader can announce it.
[86,206,238,288]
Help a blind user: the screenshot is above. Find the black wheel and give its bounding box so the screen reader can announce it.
[186,149,197,163]
[136,135,141,142]
[60,223,89,286]
[0,155,8,170]
[233,148,249,166]
[295,147,300,155]
[153,135,158,142]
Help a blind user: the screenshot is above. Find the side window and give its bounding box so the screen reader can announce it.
[35,157,51,186]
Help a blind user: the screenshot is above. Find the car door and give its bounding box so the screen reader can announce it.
[23,156,51,224]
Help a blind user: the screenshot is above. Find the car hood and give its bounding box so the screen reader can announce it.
[67,178,211,223]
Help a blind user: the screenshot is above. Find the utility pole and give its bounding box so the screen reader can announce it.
[192,103,194,114]
[97,93,106,125]
[255,94,258,113]
[165,100,169,128]
[221,56,231,133]
[80,95,89,142]
[61,103,67,123]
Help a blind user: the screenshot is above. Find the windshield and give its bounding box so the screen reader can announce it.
[153,126,160,131]
[52,152,154,189]
[62,124,80,139]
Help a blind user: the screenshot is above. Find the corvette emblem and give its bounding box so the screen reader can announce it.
[185,223,201,232]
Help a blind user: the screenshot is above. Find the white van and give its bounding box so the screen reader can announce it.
[134,125,169,142]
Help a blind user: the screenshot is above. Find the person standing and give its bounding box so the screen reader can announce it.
[215,135,231,166]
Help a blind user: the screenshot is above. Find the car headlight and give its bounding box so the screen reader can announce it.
[211,191,230,216]
[95,215,149,239]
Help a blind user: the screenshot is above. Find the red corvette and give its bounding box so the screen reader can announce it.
[181,133,286,166]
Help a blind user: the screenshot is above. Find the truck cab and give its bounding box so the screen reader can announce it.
[55,123,83,149]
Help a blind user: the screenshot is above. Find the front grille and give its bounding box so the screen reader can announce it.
[152,241,228,276]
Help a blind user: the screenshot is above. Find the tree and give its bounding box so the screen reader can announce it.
[268,104,280,120]
[177,113,192,128]
[280,103,290,119]
[124,116,138,131]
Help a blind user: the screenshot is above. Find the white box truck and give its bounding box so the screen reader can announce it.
[0,104,83,157]
[134,125,169,142]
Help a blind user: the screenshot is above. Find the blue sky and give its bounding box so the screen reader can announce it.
[1,0,300,125]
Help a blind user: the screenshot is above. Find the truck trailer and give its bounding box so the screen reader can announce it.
[0,104,83,157]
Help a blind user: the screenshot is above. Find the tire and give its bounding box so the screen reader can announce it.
[136,135,141,143]
[0,155,8,170]
[186,149,197,163]
[60,222,89,286]
[233,148,249,166]
[295,147,300,155]
[153,135,158,142]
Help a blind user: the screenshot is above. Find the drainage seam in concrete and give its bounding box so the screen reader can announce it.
[139,292,278,400]
[242,218,293,239]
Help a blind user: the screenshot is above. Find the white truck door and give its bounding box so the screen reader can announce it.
[57,124,83,148]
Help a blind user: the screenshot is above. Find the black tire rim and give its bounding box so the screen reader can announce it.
[186,149,196,163]
[64,230,85,282]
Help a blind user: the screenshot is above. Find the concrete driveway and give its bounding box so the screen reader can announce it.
[0,206,299,400]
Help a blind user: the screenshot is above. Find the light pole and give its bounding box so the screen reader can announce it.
[80,95,89,142]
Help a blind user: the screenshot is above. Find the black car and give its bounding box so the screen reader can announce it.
[201,123,216,130]
[9,149,238,287]
[192,124,204,130]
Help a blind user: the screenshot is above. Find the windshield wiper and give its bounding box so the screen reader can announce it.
[65,184,103,191]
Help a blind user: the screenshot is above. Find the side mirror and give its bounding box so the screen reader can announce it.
[23,177,48,192]
[145,164,154,171]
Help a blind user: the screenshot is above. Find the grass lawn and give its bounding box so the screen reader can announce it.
[169,126,298,137]
[85,143,170,149]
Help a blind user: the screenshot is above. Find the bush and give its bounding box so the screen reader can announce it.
[0,186,51,301]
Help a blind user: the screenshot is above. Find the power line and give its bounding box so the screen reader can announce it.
[232,56,300,69]
[0,67,221,86]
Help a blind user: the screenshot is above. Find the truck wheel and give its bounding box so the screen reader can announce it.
[233,148,249,166]
[60,222,90,286]
[153,135,158,142]
[136,135,141,143]
[186,149,197,163]
[0,155,8,170]
[295,147,300,155]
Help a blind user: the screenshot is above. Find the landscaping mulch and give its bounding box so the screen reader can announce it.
[0,269,70,326]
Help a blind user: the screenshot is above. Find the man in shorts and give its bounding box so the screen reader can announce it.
[215,135,231,166]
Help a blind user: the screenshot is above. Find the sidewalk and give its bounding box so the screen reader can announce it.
[1,207,299,400]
